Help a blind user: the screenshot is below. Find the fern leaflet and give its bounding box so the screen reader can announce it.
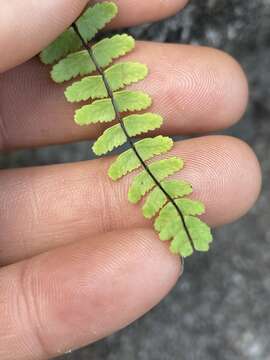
[65,62,148,102]
[92,113,163,155]
[75,90,152,125]
[51,34,135,83]
[40,1,213,258]
[40,1,118,64]
[109,136,174,180]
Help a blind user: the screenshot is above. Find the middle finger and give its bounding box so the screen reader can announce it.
[0,42,248,151]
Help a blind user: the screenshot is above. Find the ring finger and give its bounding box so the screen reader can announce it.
[0,135,261,265]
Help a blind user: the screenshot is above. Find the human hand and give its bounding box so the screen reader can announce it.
[0,0,261,359]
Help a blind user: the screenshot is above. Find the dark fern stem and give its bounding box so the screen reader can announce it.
[72,23,195,252]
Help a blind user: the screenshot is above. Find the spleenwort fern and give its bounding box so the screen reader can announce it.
[40,1,213,257]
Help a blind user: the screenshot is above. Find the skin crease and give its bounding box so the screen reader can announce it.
[0,0,262,359]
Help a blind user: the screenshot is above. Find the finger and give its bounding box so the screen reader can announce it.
[0,136,261,265]
[0,228,181,360]
[0,43,248,151]
[0,0,188,72]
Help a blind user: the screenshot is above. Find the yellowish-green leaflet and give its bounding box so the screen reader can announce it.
[109,136,174,180]
[128,157,184,204]
[92,113,163,155]
[39,1,213,258]
[51,34,135,83]
[65,62,148,102]
[143,180,193,219]
[75,91,152,125]
[169,230,194,258]
[76,2,118,42]
[184,216,213,252]
[40,29,81,66]
[154,201,212,257]
[40,2,118,65]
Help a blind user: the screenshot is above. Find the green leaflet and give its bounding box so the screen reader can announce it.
[128,157,184,204]
[65,62,148,102]
[75,91,152,125]
[40,29,81,66]
[169,230,194,258]
[184,216,213,252]
[155,202,190,240]
[109,136,174,180]
[40,2,118,64]
[120,113,163,136]
[169,217,213,256]
[51,34,135,83]
[143,180,193,219]
[93,124,127,156]
[92,113,163,155]
[154,201,212,257]
[76,2,118,42]
[40,1,213,258]
[155,198,205,231]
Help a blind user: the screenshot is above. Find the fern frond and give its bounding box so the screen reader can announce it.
[92,113,163,156]
[109,136,174,180]
[40,2,118,64]
[75,91,152,125]
[143,180,193,219]
[128,157,184,204]
[51,34,135,83]
[65,62,148,102]
[40,1,213,258]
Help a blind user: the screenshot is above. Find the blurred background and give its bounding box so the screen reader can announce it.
[1,1,269,359]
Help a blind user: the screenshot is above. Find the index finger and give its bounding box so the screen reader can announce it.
[0,0,188,72]
[0,228,180,359]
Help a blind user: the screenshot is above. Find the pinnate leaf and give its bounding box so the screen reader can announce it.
[40,2,117,65]
[143,180,193,219]
[92,113,163,155]
[65,62,148,102]
[75,91,152,125]
[109,136,174,180]
[39,0,213,257]
[128,157,184,204]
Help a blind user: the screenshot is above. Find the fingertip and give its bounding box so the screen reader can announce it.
[227,136,262,213]
[19,228,181,357]
[178,135,261,227]
[104,0,190,27]
[212,49,249,128]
